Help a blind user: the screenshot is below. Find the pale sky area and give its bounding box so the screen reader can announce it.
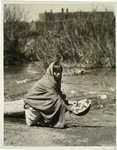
[3,1,116,22]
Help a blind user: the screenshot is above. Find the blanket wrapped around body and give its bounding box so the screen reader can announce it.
[24,62,67,128]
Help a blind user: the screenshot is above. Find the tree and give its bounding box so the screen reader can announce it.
[4,4,30,65]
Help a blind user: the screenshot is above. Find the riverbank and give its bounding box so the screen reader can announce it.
[4,108,116,146]
[4,63,116,146]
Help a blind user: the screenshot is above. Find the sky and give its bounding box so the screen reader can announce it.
[3,1,116,22]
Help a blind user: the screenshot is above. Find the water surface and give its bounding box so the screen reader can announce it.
[4,63,116,104]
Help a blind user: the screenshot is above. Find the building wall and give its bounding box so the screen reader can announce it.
[39,8,70,21]
[39,10,114,22]
[31,11,114,33]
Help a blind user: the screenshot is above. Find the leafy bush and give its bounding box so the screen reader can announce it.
[25,11,115,68]
[4,21,30,65]
[4,4,30,65]
[4,9,115,68]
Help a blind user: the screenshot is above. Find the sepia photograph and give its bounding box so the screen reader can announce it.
[2,0,116,148]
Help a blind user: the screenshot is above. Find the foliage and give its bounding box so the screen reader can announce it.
[4,4,29,65]
[4,9,115,68]
[25,11,115,68]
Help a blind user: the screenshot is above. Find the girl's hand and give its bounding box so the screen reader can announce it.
[68,100,78,105]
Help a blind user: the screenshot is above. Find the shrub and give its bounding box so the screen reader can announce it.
[4,9,115,68]
[4,4,30,65]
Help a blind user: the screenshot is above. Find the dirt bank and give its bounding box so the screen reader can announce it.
[4,104,116,147]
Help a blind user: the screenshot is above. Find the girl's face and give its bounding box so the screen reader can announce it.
[53,71,62,80]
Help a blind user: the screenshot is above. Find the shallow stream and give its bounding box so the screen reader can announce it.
[4,62,116,107]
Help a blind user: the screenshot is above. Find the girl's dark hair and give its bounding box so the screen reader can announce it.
[53,62,63,73]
